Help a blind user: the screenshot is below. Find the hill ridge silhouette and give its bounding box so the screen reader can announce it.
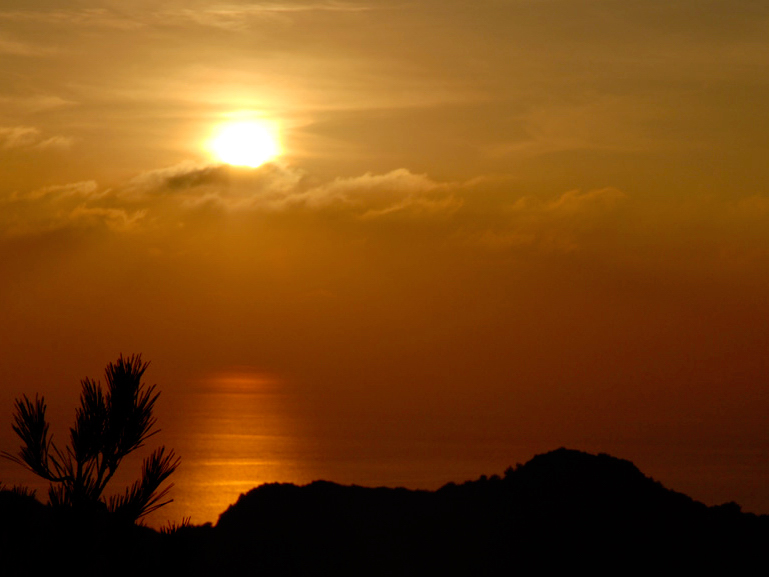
[217,447,727,526]
[2,448,767,575]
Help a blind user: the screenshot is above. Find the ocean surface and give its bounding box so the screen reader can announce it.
[2,373,768,528]
[152,378,534,527]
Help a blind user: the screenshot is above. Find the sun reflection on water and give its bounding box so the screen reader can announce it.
[145,371,551,529]
[152,370,309,527]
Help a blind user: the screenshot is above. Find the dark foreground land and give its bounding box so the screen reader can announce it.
[2,448,767,575]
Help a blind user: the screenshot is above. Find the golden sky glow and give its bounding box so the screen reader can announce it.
[2,1,769,526]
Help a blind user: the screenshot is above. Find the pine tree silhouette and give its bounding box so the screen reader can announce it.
[2,354,179,522]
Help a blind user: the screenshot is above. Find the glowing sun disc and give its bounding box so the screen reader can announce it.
[210,121,280,167]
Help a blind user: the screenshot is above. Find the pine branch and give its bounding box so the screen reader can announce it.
[4,354,179,522]
[108,446,181,520]
[1,395,60,481]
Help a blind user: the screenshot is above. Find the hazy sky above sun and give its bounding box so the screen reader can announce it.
[2,0,769,523]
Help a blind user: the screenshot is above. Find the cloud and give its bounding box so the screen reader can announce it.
[543,187,628,213]
[214,1,375,12]
[361,194,463,219]
[310,169,463,218]
[170,1,377,29]
[286,169,445,209]
[123,162,231,197]
[0,161,633,246]
[3,158,769,275]
[34,135,76,150]
[0,3,374,34]
[0,126,74,150]
[0,127,40,149]
[0,179,130,237]
[0,161,465,239]
[119,161,458,217]
[490,96,668,160]
[121,161,307,211]
[309,169,441,198]
[0,95,75,114]
[13,160,767,268]
[0,8,144,30]
[243,167,462,216]
[478,187,630,253]
[505,187,628,219]
[25,181,100,201]
[0,36,52,56]
[67,206,146,232]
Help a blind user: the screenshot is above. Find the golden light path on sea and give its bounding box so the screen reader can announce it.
[150,370,540,527]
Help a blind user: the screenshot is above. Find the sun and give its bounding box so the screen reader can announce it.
[209,120,281,167]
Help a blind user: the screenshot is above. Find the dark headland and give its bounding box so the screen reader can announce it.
[2,448,767,575]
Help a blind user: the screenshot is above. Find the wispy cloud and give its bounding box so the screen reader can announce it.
[0,178,144,237]
[0,127,40,149]
[149,163,460,216]
[0,95,74,114]
[34,135,75,150]
[4,159,769,273]
[0,2,375,33]
[0,36,53,56]
[122,162,232,197]
[67,205,146,232]
[0,126,74,150]
[287,169,444,208]
[24,181,100,201]
[0,8,144,30]
[0,162,459,237]
[171,0,377,26]
[477,187,629,253]
[543,187,627,213]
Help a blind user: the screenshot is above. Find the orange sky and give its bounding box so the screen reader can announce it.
[2,1,769,524]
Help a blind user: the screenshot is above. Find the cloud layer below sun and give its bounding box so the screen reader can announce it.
[3,159,769,272]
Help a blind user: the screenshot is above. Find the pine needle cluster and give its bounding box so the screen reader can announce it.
[2,354,179,522]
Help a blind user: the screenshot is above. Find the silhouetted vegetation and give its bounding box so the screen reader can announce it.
[2,354,179,523]
[194,450,748,574]
[170,449,767,575]
[2,442,767,575]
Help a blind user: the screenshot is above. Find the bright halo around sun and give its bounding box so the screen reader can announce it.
[210,120,281,168]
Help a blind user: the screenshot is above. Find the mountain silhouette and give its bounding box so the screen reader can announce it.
[198,448,769,574]
[2,448,767,575]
